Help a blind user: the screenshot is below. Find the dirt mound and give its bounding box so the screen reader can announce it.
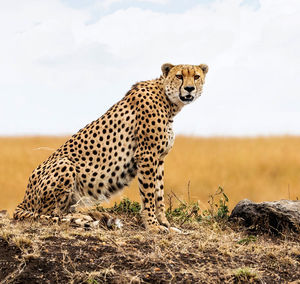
[0,211,299,283]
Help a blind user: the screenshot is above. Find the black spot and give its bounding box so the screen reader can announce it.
[117,182,124,189]
[108,186,116,193]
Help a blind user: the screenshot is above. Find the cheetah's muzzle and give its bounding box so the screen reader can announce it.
[179,94,194,102]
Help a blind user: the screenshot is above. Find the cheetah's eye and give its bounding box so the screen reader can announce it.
[194,75,200,80]
[176,74,183,80]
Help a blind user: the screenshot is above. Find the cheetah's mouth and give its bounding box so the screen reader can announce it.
[179,94,194,103]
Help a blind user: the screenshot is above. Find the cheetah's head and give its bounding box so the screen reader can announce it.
[161,63,208,106]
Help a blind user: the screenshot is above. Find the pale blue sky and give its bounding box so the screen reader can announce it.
[61,0,260,10]
[60,0,260,21]
[0,0,299,136]
[62,0,215,12]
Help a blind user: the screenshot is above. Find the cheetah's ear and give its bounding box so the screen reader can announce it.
[161,63,174,77]
[199,64,209,75]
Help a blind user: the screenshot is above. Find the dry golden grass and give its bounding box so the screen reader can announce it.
[166,136,300,207]
[0,136,299,215]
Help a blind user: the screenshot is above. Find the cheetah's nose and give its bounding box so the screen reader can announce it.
[184,86,195,93]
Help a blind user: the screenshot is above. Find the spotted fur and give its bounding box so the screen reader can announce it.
[14,63,208,232]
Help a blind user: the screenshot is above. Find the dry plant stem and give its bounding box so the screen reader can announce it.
[179,210,196,226]
[170,190,185,205]
[167,193,173,213]
[187,181,191,203]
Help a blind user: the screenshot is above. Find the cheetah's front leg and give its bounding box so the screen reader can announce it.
[155,160,182,233]
[137,154,168,233]
[155,159,170,228]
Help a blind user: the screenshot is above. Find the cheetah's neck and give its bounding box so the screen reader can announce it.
[155,76,184,119]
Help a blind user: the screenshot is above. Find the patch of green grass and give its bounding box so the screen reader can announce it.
[202,186,229,221]
[97,198,141,215]
[96,187,229,226]
[237,235,257,245]
[233,267,258,282]
[111,198,141,214]
[166,186,230,225]
[166,201,202,224]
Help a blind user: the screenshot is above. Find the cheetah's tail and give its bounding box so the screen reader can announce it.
[13,205,122,230]
[13,204,60,223]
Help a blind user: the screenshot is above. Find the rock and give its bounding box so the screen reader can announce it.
[230,199,300,235]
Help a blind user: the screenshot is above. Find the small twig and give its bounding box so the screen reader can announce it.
[180,212,194,226]
[179,204,199,226]
[171,190,185,205]
[106,236,120,248]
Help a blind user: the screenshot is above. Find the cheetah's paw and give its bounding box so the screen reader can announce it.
[169,227,182,234]
[147,224,170,234]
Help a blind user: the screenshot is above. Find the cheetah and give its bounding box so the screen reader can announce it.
[14,63,208,232]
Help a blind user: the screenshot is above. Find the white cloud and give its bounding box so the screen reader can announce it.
[97,0,169,9]
[0,0,300,136]
[136,0,169,3]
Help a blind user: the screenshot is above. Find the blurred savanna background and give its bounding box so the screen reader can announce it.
[1,0,300,215]
[1,135,299,216]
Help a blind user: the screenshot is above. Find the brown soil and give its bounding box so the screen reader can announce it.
[0,213,299,284]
